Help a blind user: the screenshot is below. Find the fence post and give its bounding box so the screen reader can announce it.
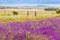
[34,11,37,16]
[27,11,29,16]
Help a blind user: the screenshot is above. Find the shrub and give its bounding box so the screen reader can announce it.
[56,9,60,14]
[12,11,18,15]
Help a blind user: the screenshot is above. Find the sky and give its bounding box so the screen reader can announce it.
[0,0,60,6]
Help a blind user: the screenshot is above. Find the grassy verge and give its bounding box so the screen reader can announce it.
[0,13,60,22]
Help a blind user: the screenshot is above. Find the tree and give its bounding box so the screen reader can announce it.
[56,9,60,14]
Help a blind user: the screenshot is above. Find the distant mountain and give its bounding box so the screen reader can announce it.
[0,6,19,9]
[18,5,49,9]
[0,5,58,9]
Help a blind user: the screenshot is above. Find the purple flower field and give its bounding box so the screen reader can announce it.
[0,17,60,40]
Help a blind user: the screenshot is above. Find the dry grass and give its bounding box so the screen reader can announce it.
[0,9,59,22]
